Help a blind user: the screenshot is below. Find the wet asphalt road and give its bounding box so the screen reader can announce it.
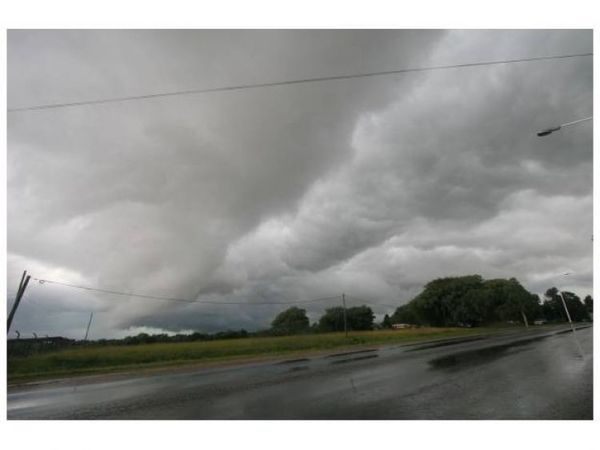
[7,325,593,419]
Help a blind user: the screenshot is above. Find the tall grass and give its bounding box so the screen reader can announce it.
[8,327,481,382]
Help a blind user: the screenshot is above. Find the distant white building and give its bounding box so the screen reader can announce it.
[392,323,412,329]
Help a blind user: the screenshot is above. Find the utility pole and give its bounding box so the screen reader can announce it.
[7,270,31,334]
[84,312,94,341]
[558,291,584,357]
[342,293,348,338]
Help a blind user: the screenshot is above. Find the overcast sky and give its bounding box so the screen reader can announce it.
[7,30,593,339]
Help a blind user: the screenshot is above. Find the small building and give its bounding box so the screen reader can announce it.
[392,323,413,329]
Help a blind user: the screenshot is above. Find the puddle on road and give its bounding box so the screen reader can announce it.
[428,335,552,371]
[407,336,486,352]
[554,326,591,336]
[330,354,379,365]
[326,349,378,359]
[276,358,310,365]
[287,366,310,373]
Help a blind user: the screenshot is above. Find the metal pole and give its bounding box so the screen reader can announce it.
[561,116,592,128]
[7,273,31,334]
[559,291,584,356]
[342,293,348,337]
[84,312,94,341]
[537,116,592,136]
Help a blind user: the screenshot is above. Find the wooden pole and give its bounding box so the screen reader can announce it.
[84,312,94,341]
[7,272,31,334]
[342,293,348,338]
[17,270,27,295]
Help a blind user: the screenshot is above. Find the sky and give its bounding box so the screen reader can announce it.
[6,29,593,339]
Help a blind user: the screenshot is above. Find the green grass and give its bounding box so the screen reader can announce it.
[7,327,487,384]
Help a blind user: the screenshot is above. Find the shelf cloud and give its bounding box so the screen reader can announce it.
[7,30,592,338]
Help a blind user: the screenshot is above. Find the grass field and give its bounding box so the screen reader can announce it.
[7,327,488,383]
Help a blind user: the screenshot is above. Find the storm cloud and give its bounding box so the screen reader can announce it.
[7,30,592,338]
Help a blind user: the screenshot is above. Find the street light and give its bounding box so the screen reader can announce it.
[537,116,592,137]
[557,273,584,357]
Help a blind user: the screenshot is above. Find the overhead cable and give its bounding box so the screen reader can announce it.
[8,52,592,112]
[32,277,339,306]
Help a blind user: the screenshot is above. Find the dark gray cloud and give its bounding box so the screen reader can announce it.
[7,30,592,338]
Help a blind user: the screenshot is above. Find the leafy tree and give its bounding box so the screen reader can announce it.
[560,291,590,322]
[346,306,375,330]
[584,295,593,314]
[271,307,310,335]
[541,287,565,322]
[391,275,545,327]
[318,305,375,332]
[542,288,590,322]
[391,303,419,325]
[493,278,540,325]
[318,307,346,332]
[405,275,485,326]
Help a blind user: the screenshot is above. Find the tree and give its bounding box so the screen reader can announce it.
[560,291,590,322]
[542,288,590,322]
[541,287,564,322]
[318,305,375,332]
[493,278,540,326]
[412,275,485,326]
[391,275,544,327]
[584,295,593,314]
[391,303,420,325]
[381,314,393,329]
[346,306,375,330]
[271,307,309,335]
[318,307,346,332]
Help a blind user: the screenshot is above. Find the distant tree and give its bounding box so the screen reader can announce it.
[541,287,564,322]
[318,307,346,332]
[271,307,310,335]
[542,288,590,322]
[493,278,541,326]
[318,305,375,332]
[406,275,485,326]
[391,275,545,327]
[214,329,249,340]
[560,291,590,322]
[391,303,420,325]
[584,295,593,314]
[346,306,375,330]
[381,314,393,329]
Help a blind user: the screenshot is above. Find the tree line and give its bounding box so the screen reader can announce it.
[269,305,375,335]
[389,275,592,327]
[10,274,592,355]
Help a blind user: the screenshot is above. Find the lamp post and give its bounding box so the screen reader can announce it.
[557,273,584,357]
[537,116,592,136]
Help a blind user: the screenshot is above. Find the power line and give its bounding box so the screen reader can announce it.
[345,295,399,310]
[8,52,592,113]
[32,277,339,306]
